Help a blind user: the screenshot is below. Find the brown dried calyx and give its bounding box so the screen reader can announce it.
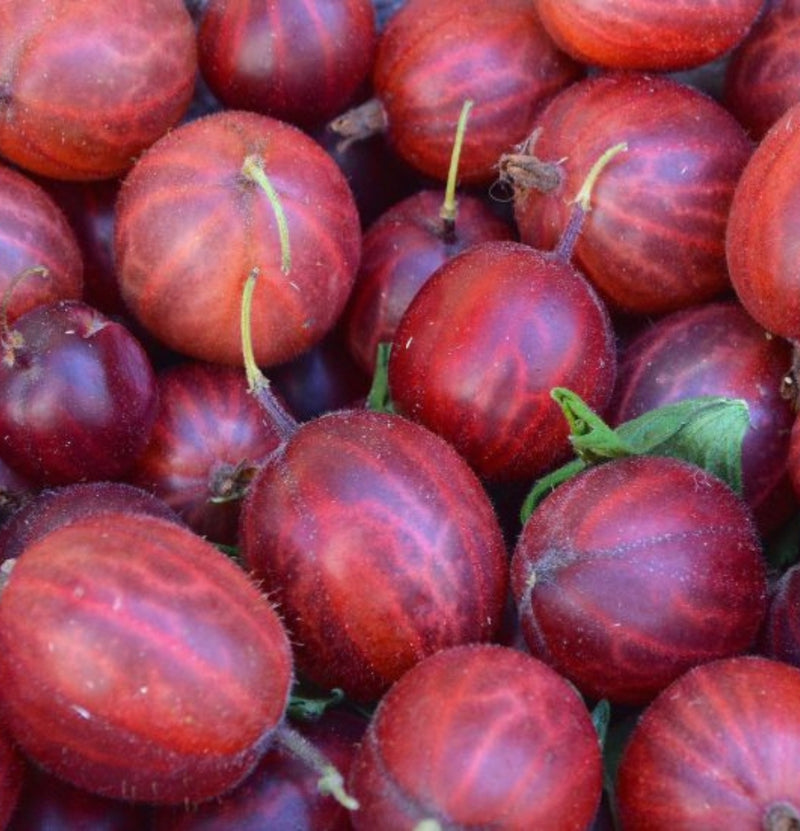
[496,128,565,196]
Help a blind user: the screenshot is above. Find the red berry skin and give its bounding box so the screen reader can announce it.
[533,0,763,71]
[514,73,753,315]
[0,0,196,181]
[372,0,583,184]
[0,164,83,324]
[0,513,294,805]
[348,644,603,831]
[511,456,768,706]
[610,301,796,535]
[343,190,513,375]
[725,0,800,140]
[388,240,616,482]
[114,110,362,367]
[616,656,800,829]
[0,301,158,487]
[198,0,377,129]
[239,409,509,704]
[152,709,366,831]
[760,563,800,667]
[727,100,800,340]
[126,362,284,545]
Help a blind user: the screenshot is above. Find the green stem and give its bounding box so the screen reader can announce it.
[240,268,297,440]
[439,99,474,241]
[241,154,291,275]
[553,142,627,262]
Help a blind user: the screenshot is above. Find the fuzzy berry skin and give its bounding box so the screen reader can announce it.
[114,110,362,367]
[0,301,158,487]
[388,240,617,482]
[511,456,767,706]
[514,73,753,316]
[370,0,583,184]
[348,644,603,830]
[616,656,800,829]
[0,513,294,805]
[727,100,800,340]
[533,0,763,71]
[0,0,196,180]
[239,409,508,703]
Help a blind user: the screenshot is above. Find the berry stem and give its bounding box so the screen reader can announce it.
[241,154,291,275]
[553,142,627,263]
[439,99,474,243]
[273,722,360,811]
[239,268,297,441]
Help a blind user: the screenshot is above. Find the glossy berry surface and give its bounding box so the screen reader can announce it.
[513,73,753,315]
[348,644,603,830]
[127,362,284,545]
[616,656,800,829]
[0,301,158,487]
[533,0,763,71]
[240,408,508,703]
[725,0,800,139]
[511,455,767,705]
[114,110,362,366]
[0,0,197,180]
[344,189,513,375]
[0,164,83,324]
[389,240,617,481]
[198,0,377,128]
[368,0,583,183]
[610,301,796,534]
[0,512,293,804]
[727,100,800,339]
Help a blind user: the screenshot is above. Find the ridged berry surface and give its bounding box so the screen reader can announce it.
[0,301,158,487]
[114,110,362,366]
[198,0,376,127]
[514,73,753,315]
[534,0,763,70]
[727,100,800,339]
[511,456,767,705]
[0,0,196,180]
[0,164,82,324]
[0,513,293,804]
[388,240,616,482]
[611,301,796,534]
[348,644,603,830]
[128,362,284,545]
[239,409,508,703]
[344,190,513,374]
[616,657,800,829]
[725,0,800,139]
[372,0,583,183]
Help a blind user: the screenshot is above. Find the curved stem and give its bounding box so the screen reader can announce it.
[439,99,474,242]
[0,265,49,331]
[241,155,291,275]
[553,141,627,263]
[763,801,800,831]
[240,268,297,441]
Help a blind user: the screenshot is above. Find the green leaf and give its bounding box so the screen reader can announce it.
[520,390,750,523]
[366,341,395,413]
[615,396,750,494]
